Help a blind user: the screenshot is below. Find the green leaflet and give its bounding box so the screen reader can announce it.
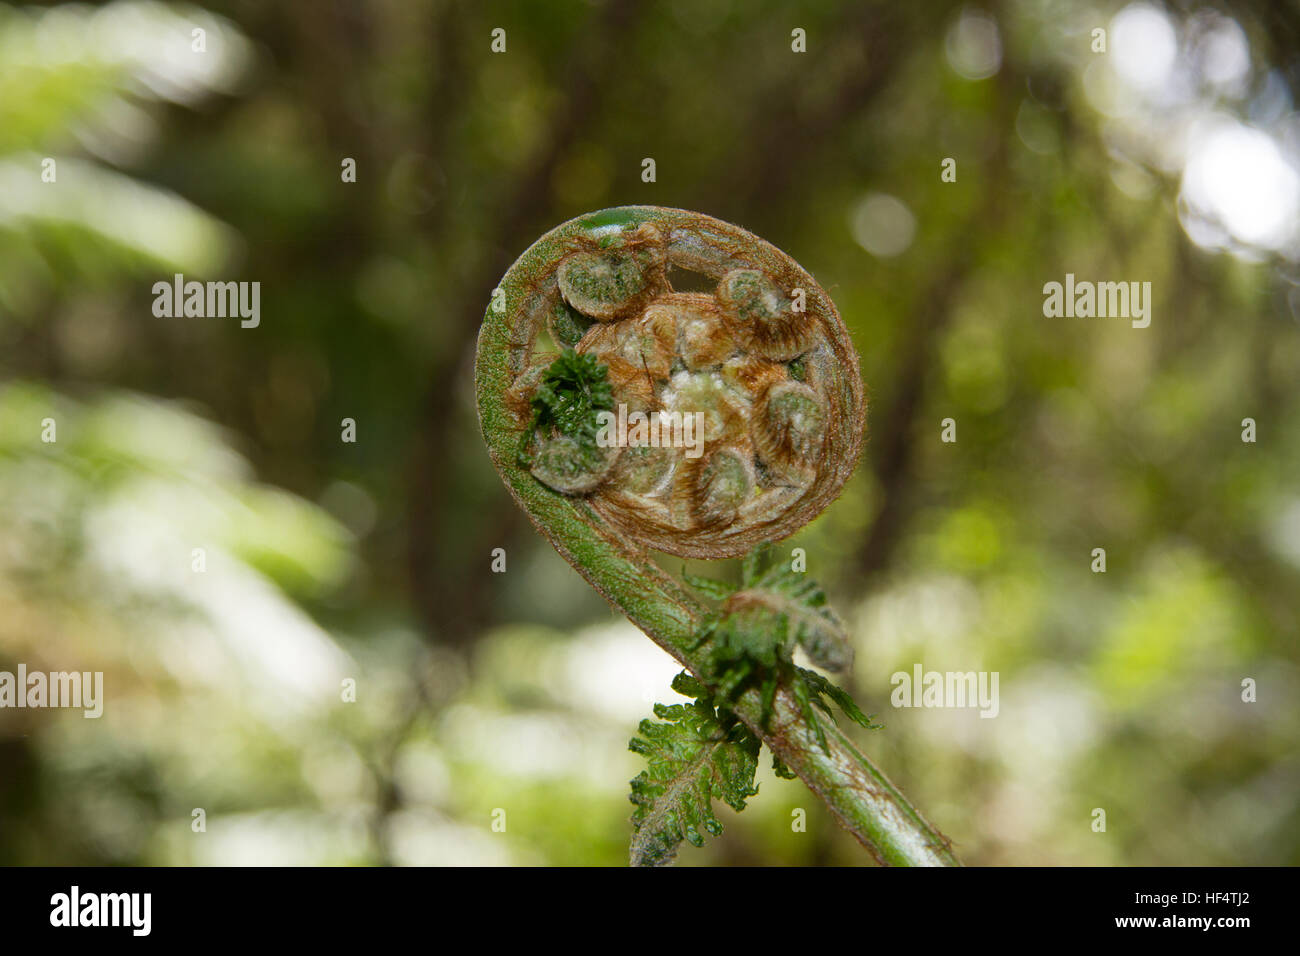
[685,544,854,676]
[628,672,760,867]
[745,555,853,672]
[683,546,878,750]
[799,667,881,731]
[517,348,615,465]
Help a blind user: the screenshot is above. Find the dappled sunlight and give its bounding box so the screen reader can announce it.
[1093,2,1300,260]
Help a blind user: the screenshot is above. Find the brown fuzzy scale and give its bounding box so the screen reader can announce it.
[721,355,788,400]
[752,380,827,478]
[740,309,817,362]
[642,293,735,370]
[634,308,679,379]
[670,445,755,532]
[716,268,817,362]
[576,310,676,382]
[503,363,549,426]
[600,354,658,413]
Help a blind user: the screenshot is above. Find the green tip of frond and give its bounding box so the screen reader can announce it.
[798,667,882,731]
[517,348,614,465]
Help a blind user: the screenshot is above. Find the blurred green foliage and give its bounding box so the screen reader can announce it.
[1,0,1298,865]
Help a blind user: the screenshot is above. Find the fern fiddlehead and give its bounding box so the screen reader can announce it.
[476,206,958,866]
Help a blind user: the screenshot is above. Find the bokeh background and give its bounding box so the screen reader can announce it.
[1,0,1298,866]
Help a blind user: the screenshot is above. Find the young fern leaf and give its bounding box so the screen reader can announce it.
[791,673,829,753]
[629,672,760,867]
[517,348,615,465]
[799,666,882,731]
[477,206,959,866]
[744,559,853,672]
[689,548,876,752]
[702,546,854,679]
